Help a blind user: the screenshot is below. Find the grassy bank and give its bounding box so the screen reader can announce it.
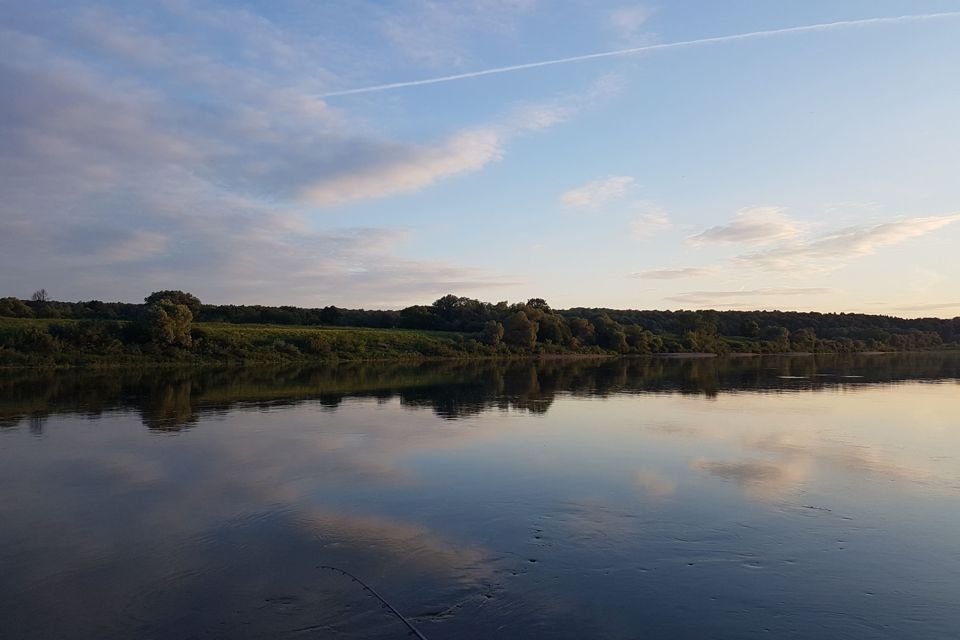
[0,317,501,367]
[1,316,955,369]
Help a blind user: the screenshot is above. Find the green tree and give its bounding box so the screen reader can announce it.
[762,326,791,352]
[592,314,628,352]
[0,297,34,318]
[741,319,761,338]
[791,328,817,352]
[624,324,660,353]
[568,317,596,346]
[144,300,194,348]
[481,320,504,346]
[319,305,342,325]
[431,294,463,319]
[145,290,202,316]
[526,298,551,311]
[502,311,538,349]
[536,314,571,345]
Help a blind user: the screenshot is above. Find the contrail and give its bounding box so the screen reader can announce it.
[319,12,960,98]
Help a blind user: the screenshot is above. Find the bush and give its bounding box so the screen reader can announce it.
[15,327,61,353]
[0,297,34,318]
[143,301,193,348]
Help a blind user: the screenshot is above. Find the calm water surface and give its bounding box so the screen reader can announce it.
[1,354,959,639]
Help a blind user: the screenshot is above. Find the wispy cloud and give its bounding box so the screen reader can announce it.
[692,458,809,501]
[319,11,960,97]
[95,231,169,264]
[561,176,634,209]
[608,5,654,41]
[303,74,618,206]
[891,302,960,314]
[629,266,717,280]
[379,0,538,67]
[634,469,675,498]
[0,3,544,304]
[304,130,503,205]
[689,206,802,246]
[629,209,672,238]
[667,288,832,305]
[736,214,960,272]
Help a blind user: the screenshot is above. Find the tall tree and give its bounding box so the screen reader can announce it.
[481,320,504,346]
[143,300,193,348]
[537,314,571,345]
[569,317,596,346]
[502,311,538,349]
[592,314,627,352]
[145,291,202,316]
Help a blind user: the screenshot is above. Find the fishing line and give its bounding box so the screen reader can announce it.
[319,565,430,639]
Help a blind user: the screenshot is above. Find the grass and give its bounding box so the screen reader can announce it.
[196,321,462,340]
[0,317,483,367]
[193,321,472,358]
[0,316,79,331]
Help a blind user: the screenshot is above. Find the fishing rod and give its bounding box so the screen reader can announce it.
[318,565,429,640]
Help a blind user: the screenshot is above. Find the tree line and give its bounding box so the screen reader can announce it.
[1,290,957,364]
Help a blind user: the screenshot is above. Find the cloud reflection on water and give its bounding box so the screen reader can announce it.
[2,354,960,638]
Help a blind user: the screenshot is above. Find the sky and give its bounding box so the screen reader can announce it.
[2,0,959,316]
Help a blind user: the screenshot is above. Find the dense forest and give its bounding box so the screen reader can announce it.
[0,290,957,366]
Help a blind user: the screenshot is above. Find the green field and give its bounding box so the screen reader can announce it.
[0,317,484,367]
[194,321,472,358]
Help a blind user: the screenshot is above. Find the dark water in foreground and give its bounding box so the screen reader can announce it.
[1,354,959,639]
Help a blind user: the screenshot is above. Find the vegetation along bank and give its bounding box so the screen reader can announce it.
[0,290,956,367]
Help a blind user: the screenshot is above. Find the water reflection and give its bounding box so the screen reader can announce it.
[1,353,959,639]
[2,352,958,431]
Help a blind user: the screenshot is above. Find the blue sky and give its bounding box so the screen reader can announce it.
[2,1,959,315]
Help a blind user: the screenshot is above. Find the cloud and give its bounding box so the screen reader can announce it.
[736,213,960,272]
[508,103,575,131]
[4,3,620,304]
[62,4,341,106]
[506,71,623,133]
[654,399,959,503]
[667,287,832,306]
[94,231,169,264]
[561,176,634,209]
[298,71,618,207]
[303,73,620,207]
[629,208,672,237]
[688,206,801,245]
[693,459,784,483]
[608,5,654,40]
[379,0,538,67]
[692,458,810,501]
[634,469,675,497]
[629,266,717,280]
[304,130,503,205]
[892,301,960,314]
[748,431,948,490]
[0,391,510,633]
[163,213,520,307]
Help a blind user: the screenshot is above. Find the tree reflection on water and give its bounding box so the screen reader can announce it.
[1,352,958,431]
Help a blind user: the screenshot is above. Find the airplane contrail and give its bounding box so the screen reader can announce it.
[319,11,960,98]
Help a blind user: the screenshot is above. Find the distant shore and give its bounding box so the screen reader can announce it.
[2,291,957,368]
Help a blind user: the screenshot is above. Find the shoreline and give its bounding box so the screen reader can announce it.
[1,349,951,371]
